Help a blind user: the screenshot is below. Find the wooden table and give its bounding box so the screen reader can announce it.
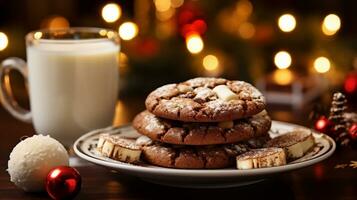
[0,98,356,200]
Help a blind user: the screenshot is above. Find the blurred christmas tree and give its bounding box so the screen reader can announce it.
[102,0,357,98]
[0,0,356,105]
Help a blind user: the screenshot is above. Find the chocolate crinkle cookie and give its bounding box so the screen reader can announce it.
[126,77,273,169]
[139,140,251,169]
[145,77,266,122]
[133,110,271,145]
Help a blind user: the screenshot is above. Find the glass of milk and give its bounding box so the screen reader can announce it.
[0,28,120,146]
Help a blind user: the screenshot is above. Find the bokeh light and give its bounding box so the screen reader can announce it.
[113,100,127,125]
[156,21,175,39]
[0,32,9,51]
[186,33,204,54]
[322,14,341,36]
[154,0,171,12]
[33,32,42,40]
[274,51,292,69]
[273,69,294,85]
[119,52,129,71]
[106,31,116,39]
[156,8,175,21]
[181,19,207,37]
[41,16,69,29]
[119,52,128,65]
[99,29,108,37]
[278,14,296,32]
[102,3,121,23]
[119,22,139,41]
[238,22,255,39]
[203,55,219,71]
[344,74,357,94]
[171,0,184,8]
[235,0,253,18]
[314,57,331,73]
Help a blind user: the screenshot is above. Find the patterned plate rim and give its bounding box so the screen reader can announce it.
[73,120,336,177]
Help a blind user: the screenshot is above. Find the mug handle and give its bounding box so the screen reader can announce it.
[0,57,32,123]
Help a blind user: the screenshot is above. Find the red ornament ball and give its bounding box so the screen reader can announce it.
[46,166,81,200]
[314,116,333,134]
[349,123,357,140]
[344,72,357,94]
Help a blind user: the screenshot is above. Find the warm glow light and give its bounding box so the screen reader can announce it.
[113,100,127,125]
[274,51,292,69]
[316,118,328,130]
[156,8,175,21]
[0,32,8,51]
[45,16,69,29]
[119,22,139,41]
[238,22,255,39]
[154,0,171,12]
[119,52,128,67]
[322,25,336,36]
[33,32,42,40]
[314,57,331,73]
[235,0,253,17]
[118,52,129,74]
[322,14,341,36]
[156,21,175,39]
[171,0,184,8]
[273,69,294,85]
[203,55,219,71]
[106,31,115,39]
[278,14,296,32]
[102,3,121,23]
[186,34,204,54]
[99,29,108,36]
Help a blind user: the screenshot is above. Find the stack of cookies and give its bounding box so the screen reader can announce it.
[132,77,272,169]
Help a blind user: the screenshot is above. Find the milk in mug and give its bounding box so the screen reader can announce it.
[26,40,119,145]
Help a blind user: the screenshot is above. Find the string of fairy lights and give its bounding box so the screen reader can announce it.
[0,0,343,79]
[271,12,340,85]
[274,13,340,73]
[101,3,139,41]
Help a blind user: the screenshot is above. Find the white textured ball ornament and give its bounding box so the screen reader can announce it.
[7,135,69,192]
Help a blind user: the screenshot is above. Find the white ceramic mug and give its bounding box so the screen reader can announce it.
[0,28,120,146]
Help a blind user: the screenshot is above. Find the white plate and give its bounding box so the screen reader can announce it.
[73,121,336,188]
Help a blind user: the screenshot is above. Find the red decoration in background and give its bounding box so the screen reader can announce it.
[177,2,207,38]
[181,19,207,37]
[192,19,207,33]
[134,38,159,57]
[344,72,357,95]
[314,116,334,134]
[313,93,356,146]
[178,10,195,25]
[349,123,357,140]
[253,24,274,43]
[46,166,81,200]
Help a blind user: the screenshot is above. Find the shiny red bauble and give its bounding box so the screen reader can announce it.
[349,123,357,140]
[46,166,81,200]
[344,72,357,95]
[314,116,334,134]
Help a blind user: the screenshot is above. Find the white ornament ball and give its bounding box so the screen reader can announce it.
[7,135,69,192]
